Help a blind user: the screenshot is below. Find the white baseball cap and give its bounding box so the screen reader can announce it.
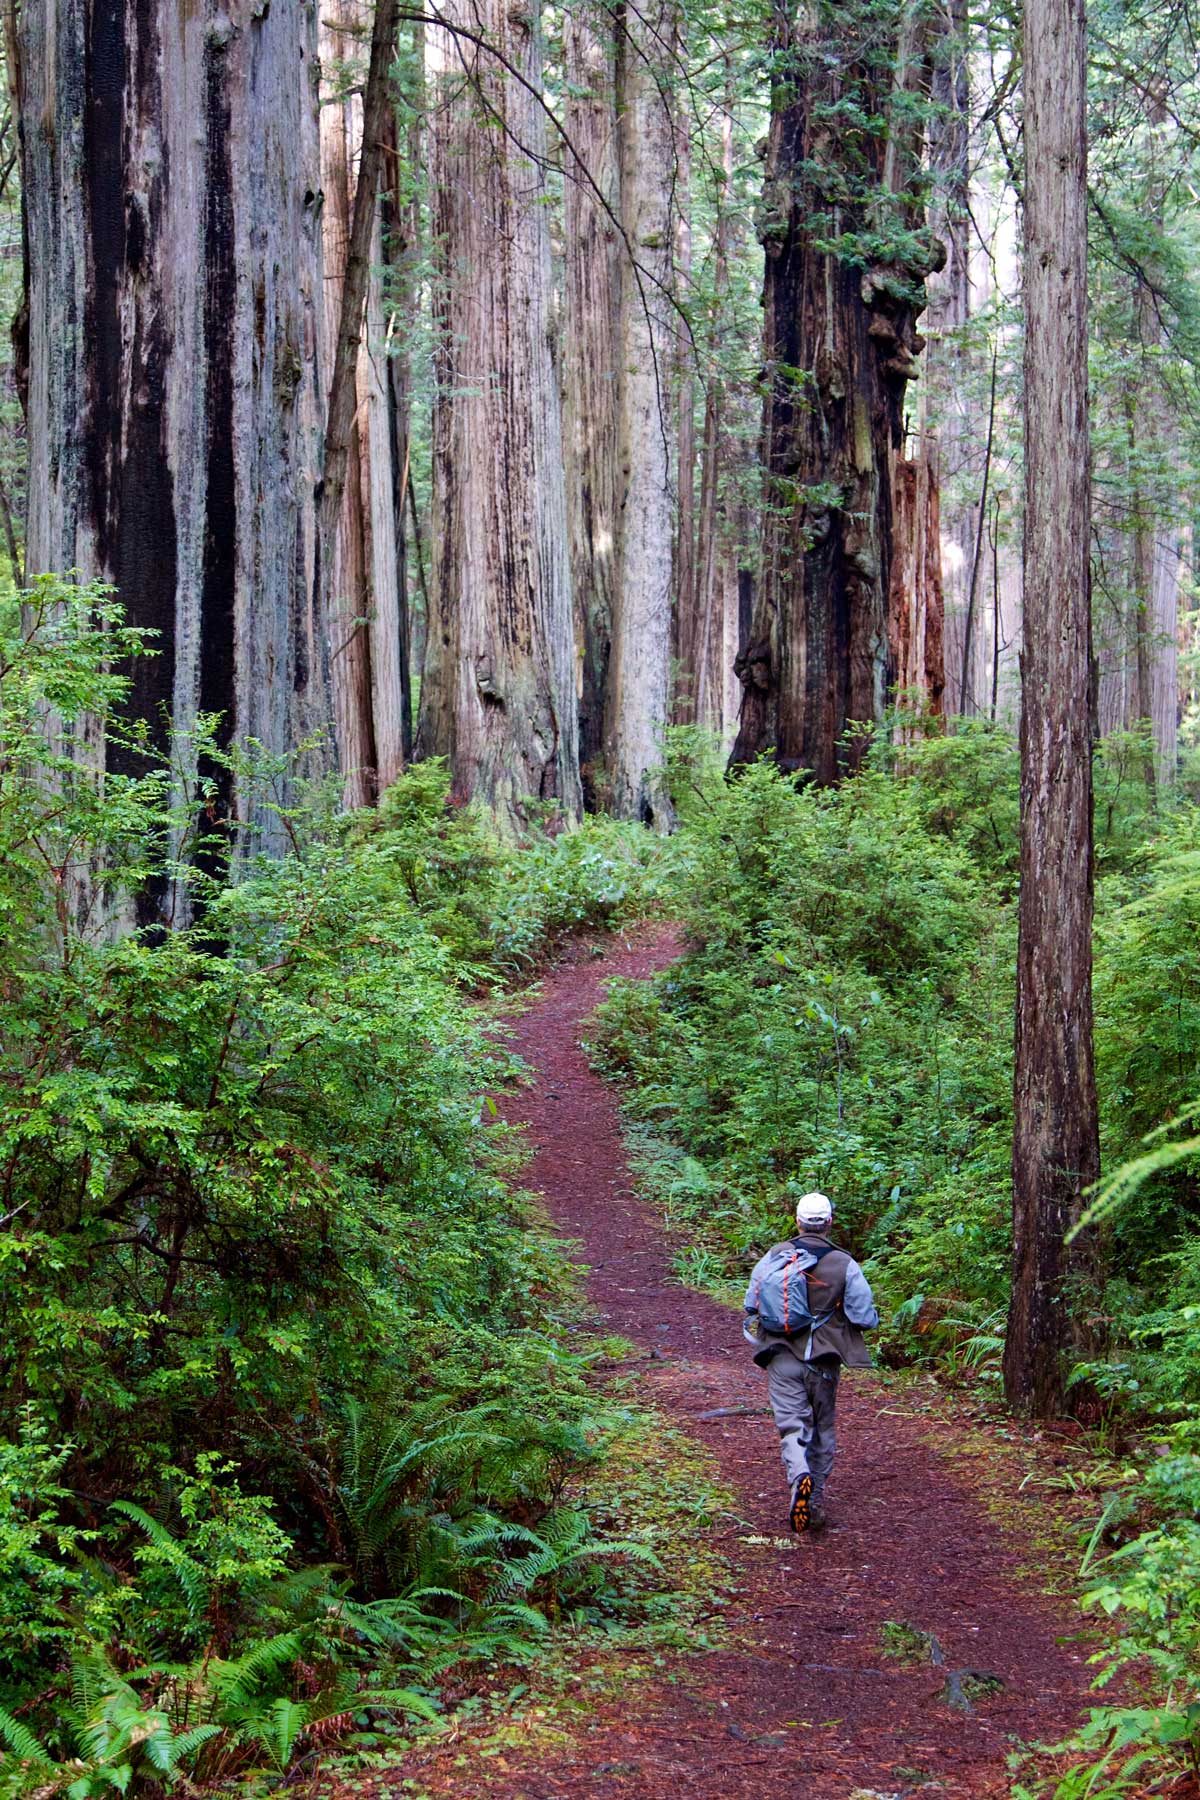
[794,1191,833,1229]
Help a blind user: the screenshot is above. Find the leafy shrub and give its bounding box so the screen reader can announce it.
[0,586,672,1781]
[589,752,1014,1346]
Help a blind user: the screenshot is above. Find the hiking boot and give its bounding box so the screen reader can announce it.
[807,1503,828,1532]
[789,1474,814,1533]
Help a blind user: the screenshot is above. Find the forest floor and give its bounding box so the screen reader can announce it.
[384,924,1103,1800]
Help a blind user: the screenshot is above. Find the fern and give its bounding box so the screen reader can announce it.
[207,1630,307,1705]
[110,1501,210,1620]
[0,1704,50,1764]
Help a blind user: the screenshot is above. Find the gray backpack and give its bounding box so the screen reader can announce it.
[751,1238,840,1337]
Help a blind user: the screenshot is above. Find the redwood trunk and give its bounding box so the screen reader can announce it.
[730,0,935,782]
[689,72,736,734]
[319,0,406,806]
[20,0,327,871]
[888,448,946,722]
[562,0,620,807]
[1003,0,1100,1417]
[924,0,976,714]
[416,0,580,826]
[671,34,697,726]
[605,0,675,824]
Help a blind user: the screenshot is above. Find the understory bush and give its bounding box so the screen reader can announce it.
[590,744,1017,1356]
[0,584,672,1790]
[595,729,1200,1798]
[593,730,1200,1386]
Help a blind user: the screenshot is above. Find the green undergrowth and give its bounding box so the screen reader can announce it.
[0,585,686,1795]
[311,1394,734,1792]
[588,728,1200,1799]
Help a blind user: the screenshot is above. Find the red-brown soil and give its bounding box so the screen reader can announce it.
[392,925,1096,1800]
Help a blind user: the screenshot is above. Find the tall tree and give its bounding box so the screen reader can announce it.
[1002,0,1100,1416]
[605,0,675,824]
[320,0,408,808]
[689,77,738,734]
[18,0,327,864]
[923,0,978,715]
[730,0,939,783]
[562,0,621,806]
[671,18,697,728]
[416,0,581,826]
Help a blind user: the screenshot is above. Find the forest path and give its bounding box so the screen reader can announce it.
[396,924,1093,1800]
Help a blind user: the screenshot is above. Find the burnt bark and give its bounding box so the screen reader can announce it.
[20,0,327,876]
[730,0,938,784]
[1002,0,1100,1418]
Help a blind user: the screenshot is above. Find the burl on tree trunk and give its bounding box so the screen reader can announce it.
[731,0,942,784]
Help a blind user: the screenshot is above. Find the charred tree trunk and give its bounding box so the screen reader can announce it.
[562,0,620,808]
[416,0,581,826]
[20,0,327,873]
[605,0,675,825]
[1003,0,1100,1418]
[730,0,938,783]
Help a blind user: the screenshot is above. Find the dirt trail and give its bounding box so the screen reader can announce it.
[398,925,1094,1799]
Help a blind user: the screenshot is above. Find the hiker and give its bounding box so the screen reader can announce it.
[743,1191,878,1533]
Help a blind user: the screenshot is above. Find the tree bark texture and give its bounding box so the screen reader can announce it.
[888,447,946,721]
[1127,272,1181,783]
[605,0,676,824]
[922,0,978,715]
[671,28,697,726]
[416,0,580,827]
[562,0,620,808]
[686,74,735,734]
[319,0,406,807]
[730,0,937,784]
[20,0,327,853]
[1003,0,1100,1418]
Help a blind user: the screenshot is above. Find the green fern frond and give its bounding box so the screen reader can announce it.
[0,1704,50,1764]
[168,1722,223,1762]
[110,1500,209,1618]
[207,1630,306,1704]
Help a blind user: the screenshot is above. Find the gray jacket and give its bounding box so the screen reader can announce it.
[743,1231,879,1369]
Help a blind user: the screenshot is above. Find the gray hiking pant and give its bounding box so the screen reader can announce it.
[765,1348,840,1503]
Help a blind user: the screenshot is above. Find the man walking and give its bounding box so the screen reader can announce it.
[743,1191,878,1533]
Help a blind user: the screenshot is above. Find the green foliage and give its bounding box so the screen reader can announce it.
[590,749,1014,1350]
[0,587,673,1785]
[608,740,1200,1798]
[353,757,671,979]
